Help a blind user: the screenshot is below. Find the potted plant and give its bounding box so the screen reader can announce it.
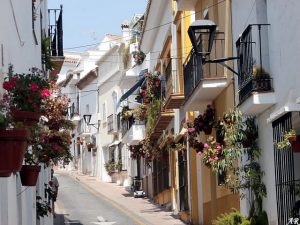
[104,160,115,175]
[2,66,51,126]
[252,65,271,90]
[0,110,30,177]
[115,161,123,172]
[275,129,300,153]
[20,128,41,186]
[194,105,216,135]
[132,50,146,65]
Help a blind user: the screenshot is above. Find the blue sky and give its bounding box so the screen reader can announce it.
[48,0,148,52]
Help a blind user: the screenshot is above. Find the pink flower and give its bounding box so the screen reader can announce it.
[216,144,222,150]
[188,127,195,133]
[29,83,39,91]
[197,151,202,156]
[204,143,209,148]
[41,89,51,98]
[3,81,14,90]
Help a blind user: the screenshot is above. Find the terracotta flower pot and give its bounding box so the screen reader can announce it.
[288,136,300,153]
[203,126,213,135]
[0,128,30,177]
[12,110,41,127]
[20,165,41,186]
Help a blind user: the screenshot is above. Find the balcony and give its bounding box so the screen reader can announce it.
[69,102,80,122]
[175,0,197,11]
[77,119,91,137]
[48,5,64,78]
[149,110,174,140]
[122,119,145,145]
[107,113,120,134]
[163,60,185,110]
[183,36,228,110]
[236,24,275,115]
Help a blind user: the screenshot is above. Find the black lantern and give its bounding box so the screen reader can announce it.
[83,114,100,130]
[188,20,217,57]
[83,114,92,125]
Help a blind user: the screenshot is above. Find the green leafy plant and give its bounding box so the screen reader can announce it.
[36,196,51,219]
[213,209,251,225]
[41,36,55,71]
[104,160,115,174]
[115,161,122,172]
[252,65,270,80]
[275,129,296,149]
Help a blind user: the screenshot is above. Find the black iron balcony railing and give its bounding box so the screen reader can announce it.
[183,51,203,99]
[107,113,120,134]
[69,102,79,119]
[121,116,135,137]
[238,76,273,103]
[48,5,63,57]
[236,24,272,103]
[107,114,114,134]
[183,35,225,100]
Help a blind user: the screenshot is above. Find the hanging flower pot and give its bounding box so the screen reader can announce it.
[203,125,213,135]
[288,136,300,153]
[143,97,151,104]
[19,165,41,186]
[12,110,41,127]
[0,128,30,177]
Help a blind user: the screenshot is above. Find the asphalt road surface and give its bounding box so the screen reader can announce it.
[53,173,141,225]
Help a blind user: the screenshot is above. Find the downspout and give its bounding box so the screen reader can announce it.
[186,113,193,224]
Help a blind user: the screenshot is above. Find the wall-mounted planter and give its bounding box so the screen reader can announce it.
[20,165,41,186]
[0,129,30,177]
[12,110,40,127]
[288,136,300,153]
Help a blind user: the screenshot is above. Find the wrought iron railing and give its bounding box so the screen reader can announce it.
[183,34,225,100]
[70,102,79,119]
[107,114,115,134]
[121,117,144,137]
[236,24,272,103]
[183,51,203,99]
[272,113,299,224]
[48,5,63,57]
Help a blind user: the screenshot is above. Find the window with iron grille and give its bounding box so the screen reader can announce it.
[272,112,298,225]
[178,151,189,211]
[152,151,170,196]
[107,114,114,133]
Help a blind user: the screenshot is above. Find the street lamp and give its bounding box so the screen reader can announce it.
[188,20,217,57]
[83,114,99,130]
[188,19,239,74]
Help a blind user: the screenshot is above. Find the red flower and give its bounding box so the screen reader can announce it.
[41,89,51,98]
[3,81,14,90]
[29,83,39,91]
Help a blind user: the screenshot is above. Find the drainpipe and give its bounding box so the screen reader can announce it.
[186,113,193,224]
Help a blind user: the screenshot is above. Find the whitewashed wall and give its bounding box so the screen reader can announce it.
[0,0,54,225]
[232,0,300,224]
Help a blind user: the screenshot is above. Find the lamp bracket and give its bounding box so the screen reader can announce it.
[204,57,240,76]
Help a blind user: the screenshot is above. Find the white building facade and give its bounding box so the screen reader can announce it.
[232,0,300,224]
[0,0,60,224]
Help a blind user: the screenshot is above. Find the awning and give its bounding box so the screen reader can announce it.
[116,69,148,109]
[267,103,300,123]
[108,140,121,147]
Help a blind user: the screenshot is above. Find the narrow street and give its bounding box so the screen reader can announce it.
[53,172,142,225]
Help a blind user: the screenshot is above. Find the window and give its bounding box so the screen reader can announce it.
[102,102,107,122]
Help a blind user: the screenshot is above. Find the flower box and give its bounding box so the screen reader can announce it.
[20,165,41,186]
[288,136,300,153]
[0,128,30,177]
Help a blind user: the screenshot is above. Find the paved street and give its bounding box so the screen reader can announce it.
[53,172,143,225]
